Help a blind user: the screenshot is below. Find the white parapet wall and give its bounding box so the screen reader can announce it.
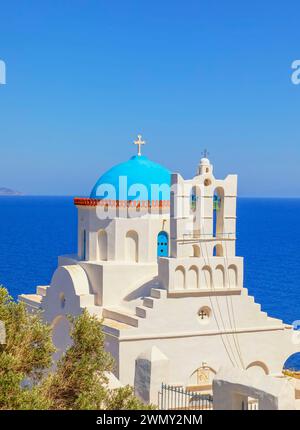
[213,366,296,410]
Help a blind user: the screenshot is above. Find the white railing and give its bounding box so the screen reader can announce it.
[181,232,236,241]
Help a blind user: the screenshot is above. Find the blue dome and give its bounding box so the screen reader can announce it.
[90,155,171,201]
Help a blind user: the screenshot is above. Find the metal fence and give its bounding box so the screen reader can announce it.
[158,384,213,410]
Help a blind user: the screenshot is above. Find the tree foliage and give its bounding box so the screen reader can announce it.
[0,287,53,409]
[41,309,113,409]
[0,287,152,410]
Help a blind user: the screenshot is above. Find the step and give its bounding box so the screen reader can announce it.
[136,306,147,318]
[102,318,134,335]
[267,316,283,324]
[143,297,154,308]
[79,294,96,307]
[18,294,42,310]
[103,307,139,327]
[150,288,166,299]
[253,302,261,311]
[36,285,48,297]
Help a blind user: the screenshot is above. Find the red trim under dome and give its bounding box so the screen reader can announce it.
[74,198,170,208]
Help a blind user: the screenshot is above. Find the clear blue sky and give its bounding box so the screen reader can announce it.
[0,0,299,196]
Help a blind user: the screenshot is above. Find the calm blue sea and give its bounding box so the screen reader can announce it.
[0,196,299,369]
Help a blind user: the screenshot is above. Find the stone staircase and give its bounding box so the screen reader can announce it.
[19,285,49,312]
[37,285,48,297]
[103,287,167,329]
[244,292,283,325]
[19,284,102,318]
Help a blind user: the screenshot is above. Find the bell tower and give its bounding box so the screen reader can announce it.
[159,154,242,291]
[170,154,238,259]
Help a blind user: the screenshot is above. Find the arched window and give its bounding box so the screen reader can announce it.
[98,229,108,261]
[190,185,201,213]
[213,187,224,238]
[157,231,168,257]
[213,244,224,257]
[125,230,139,262]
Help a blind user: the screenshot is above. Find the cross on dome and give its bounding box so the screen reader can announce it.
[202,148,209,158]
[134,134,145,156]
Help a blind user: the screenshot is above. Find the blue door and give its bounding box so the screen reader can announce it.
[157,231,168,257]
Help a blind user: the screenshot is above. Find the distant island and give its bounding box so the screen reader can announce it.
[0,187,22,196]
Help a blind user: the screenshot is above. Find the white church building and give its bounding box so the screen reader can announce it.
[19,136,300,406]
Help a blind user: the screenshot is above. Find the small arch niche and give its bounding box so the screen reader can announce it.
[192,244,201,257]
[228,264,238,287]
[200,266,212,289]
[125,230,139,262]
[204,178,212,186]
[214,265,226,288]
[174,266,185,290]
[98,229,108,261]
[187,265,199,289]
